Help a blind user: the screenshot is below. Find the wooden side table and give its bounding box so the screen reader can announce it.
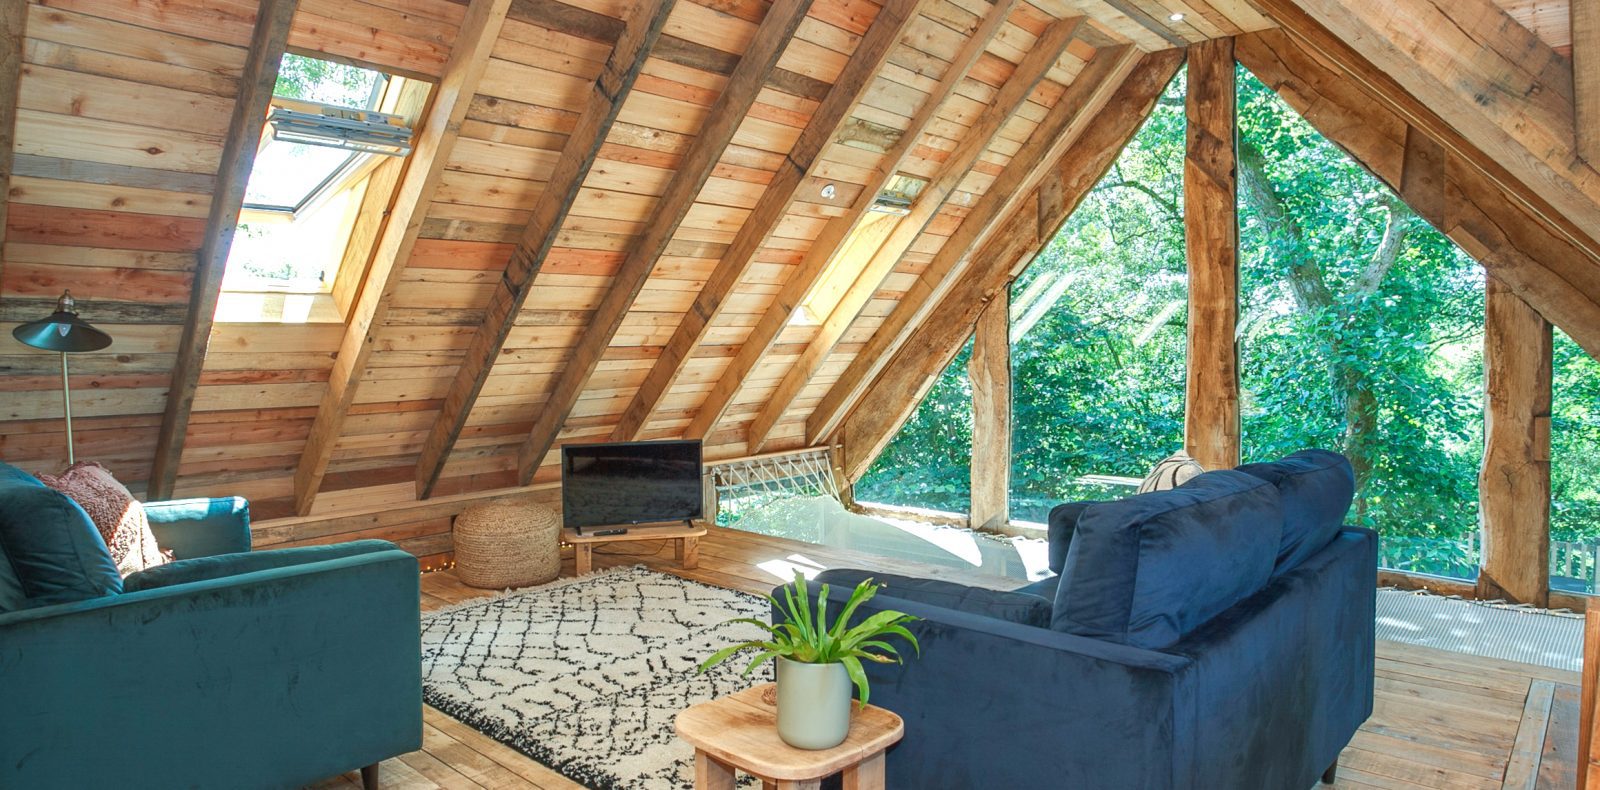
[561,524,706,575]
[675,684,904,790]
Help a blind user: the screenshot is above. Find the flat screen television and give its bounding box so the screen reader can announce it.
[561,439,703,532]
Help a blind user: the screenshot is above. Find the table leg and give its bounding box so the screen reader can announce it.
[775,781,820,790]
[762,781,777,790]
[574,543,592,576]
[679,535,700,569]
[841,750,886,790]
[694,751,736,790]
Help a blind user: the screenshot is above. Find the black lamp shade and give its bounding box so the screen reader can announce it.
[11,293,112,352]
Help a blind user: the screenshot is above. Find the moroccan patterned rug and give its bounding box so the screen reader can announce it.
[420,566,773,789]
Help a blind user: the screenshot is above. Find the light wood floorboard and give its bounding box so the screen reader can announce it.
[310,526,1579,790]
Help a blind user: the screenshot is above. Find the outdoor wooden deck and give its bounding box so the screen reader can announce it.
[310,526,1582,790]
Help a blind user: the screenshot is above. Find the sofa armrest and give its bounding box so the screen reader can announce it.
[142,496,251,559]
[0,548,422,789]
[772,580,1194,788]
[123,539,399,592]
[811,568,1052,626]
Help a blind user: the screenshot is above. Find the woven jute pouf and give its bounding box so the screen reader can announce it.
[453,500,561,589]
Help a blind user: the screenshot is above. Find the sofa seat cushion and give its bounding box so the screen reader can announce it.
[124,539,400,592]
[0,463,121,609]
[814,568,1053,627]
[1236,450,1355,575]
[1051,470,1282,649]
[1015,574,1060,600]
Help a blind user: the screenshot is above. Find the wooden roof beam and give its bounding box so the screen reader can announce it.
[411,0,679,499]
[739,14,1086,453]
[512,0,819,486]
[146,0,299,500]
[1236,30,1600,360]
[611,0,998,443]
[805,43,1139,444]
[290,0,514,514]
[1577,0,1600,165]
[835,50,1185,482]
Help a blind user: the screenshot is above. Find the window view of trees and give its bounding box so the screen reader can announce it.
[853,64,1598,588]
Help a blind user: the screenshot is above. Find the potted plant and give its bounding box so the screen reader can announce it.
[699,572,919,750]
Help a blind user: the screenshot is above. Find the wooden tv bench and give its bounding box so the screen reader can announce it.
[562,523,707,575]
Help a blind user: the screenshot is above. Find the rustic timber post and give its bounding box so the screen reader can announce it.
[1183,38,1241,470]
[969,294,1012,531]
[1477,276,1553,606]
[1573,0,1599,164]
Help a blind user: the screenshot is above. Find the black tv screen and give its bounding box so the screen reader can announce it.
[561,439,703,531]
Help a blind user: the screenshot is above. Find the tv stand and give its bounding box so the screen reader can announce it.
[562,522,707,576]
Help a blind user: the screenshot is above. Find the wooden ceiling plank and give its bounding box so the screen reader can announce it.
[291,0,514,515]
[1577,0,1600,164]
[836,49,1185,481]
[740,13,1087,453]
[412,0,679,499]
[805,43,1138,444]
[611,0,1003,444]
[1236,29,1600,360]
[146,0,299,501]
[512,0,821,486]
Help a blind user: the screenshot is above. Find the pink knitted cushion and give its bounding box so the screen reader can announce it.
[36,462,168,576]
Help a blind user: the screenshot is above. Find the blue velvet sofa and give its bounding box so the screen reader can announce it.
[0,462,423,789]
[790,450,1377,789]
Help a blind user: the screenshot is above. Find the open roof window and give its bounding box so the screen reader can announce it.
[220,53,423,316]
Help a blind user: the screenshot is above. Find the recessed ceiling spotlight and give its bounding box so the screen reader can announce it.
[1169,12,1185,21]
[821,183,837,199]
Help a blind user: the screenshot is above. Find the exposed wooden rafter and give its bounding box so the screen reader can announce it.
[740,14,1086,453]
[512,0,819,486]
[145,0,299,500]
[837,50,1186,482]
[1578,0,1600,165]
[610,0,987,444]
[1235,29,1600,361]
[0,0,25,265]
[411,0,680,499]
[806,44,1139,444]
[1182,36,1239,470]
[291,0,514,514]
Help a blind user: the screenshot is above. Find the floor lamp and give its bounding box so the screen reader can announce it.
[12,291,113,465]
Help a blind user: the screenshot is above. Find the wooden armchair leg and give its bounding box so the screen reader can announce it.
[361,763,380,790]
[1321,757,1338,784]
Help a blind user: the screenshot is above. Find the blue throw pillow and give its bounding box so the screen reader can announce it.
[1051,470,1281,649]
[1236,450,1355,575]
[0,472,122,607]
[1046,501,1095,574]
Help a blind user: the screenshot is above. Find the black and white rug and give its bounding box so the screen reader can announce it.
[420,566,774,789]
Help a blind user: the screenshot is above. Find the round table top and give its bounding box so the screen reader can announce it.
[673,683,904,781]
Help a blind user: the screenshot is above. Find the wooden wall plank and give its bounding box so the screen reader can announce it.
[968,293,1010,530]
[838,50,1185,481]
[412,0,679,498]
[146,0,299,500]
[292,0,510,514]
[0,0,25,264]
[512,0,820,485]
[1182,36,1239,470]
[609,0,955,443]
[1477,276,1553,606]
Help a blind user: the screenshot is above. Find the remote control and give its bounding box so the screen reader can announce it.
[593,528,628,536]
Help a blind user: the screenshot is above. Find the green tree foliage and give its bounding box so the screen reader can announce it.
[854,340,975,514]
[1553,330,1600,543]
[274,54,382,107]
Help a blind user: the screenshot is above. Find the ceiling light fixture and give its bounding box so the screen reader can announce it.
[820,183,837,200]
[1169,12,1184,21]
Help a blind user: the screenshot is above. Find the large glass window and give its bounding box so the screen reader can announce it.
[854,338,975,515]
[1235,65,1485,579]
[1551,329,1600,592]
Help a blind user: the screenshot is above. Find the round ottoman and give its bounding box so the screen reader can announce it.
[452,500,561,589]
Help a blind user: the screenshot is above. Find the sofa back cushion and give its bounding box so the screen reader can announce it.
[1051,470,1281,649]
[1236,450,1354,575]
[0,463,122,609]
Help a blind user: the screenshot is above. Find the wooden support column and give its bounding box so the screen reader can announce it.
[968,295,1011,531]
[412,0,678,498]
[146,0,299,500]
[513,0,817,485]
[0,0,25,263]
[1183,37,1240,470]
[1477,276,1553,606]
[292,0,512,514]
[1578,0,1600,164]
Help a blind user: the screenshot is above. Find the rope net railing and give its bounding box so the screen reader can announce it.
[708,449,840,526]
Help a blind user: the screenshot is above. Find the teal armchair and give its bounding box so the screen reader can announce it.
[0,492,424,789]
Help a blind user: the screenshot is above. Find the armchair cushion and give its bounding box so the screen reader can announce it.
[125,540,399,593]
[1236,449,1355,575]
[1052,470,1281,649]
[814,568,1053,627]
[142,497,251,560]
[0,470,120,609]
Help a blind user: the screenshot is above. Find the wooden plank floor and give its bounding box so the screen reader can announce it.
[309,526,1581,790]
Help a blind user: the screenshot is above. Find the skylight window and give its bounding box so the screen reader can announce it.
[243,58,386,214]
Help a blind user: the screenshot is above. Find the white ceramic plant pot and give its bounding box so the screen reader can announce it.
[775,657,853,750]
